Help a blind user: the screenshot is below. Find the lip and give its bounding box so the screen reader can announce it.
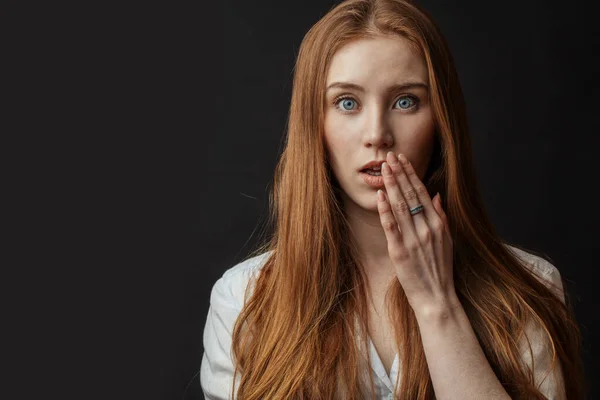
[360,170,385,188]
[359,160,386,172]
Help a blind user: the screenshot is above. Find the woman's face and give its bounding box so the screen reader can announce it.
[324,35,436,212]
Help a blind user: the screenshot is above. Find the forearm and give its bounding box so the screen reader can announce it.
[414,298,511,400]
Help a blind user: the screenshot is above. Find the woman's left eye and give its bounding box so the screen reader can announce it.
[394,95,418,110]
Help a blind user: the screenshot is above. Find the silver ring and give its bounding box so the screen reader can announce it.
[409,204,424,216]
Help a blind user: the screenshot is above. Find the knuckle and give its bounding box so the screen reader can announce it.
[430,219,444,234]
[415,184,428,196]
[391,248,409,263]
[393,200,410,214]
[383,220,397,232]
[418,228,432,243]
[403,187,417,201]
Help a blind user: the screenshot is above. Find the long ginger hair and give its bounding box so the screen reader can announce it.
[229,0,585,398]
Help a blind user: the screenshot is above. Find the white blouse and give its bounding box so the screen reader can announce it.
[200,245,567,399]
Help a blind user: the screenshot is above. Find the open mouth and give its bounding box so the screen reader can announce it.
[361,168,382,176]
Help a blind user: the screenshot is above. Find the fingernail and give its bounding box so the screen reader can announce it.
[377,189,385,201]
[398,153,408,164]
[382,162,390,174]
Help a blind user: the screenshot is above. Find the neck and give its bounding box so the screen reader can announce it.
[343,193,395,281]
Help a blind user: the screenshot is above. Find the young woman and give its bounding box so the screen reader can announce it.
[201,0,585,398]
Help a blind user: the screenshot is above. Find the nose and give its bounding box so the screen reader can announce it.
[363,106,393,148]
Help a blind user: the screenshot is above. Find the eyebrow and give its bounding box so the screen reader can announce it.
[326,81,429,93]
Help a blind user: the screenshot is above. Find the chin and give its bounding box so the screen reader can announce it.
[362,196,380,212]
[343,190,379,213]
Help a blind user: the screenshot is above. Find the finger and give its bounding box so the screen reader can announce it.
[397,153,442,228]
[376,188,406,258]
[386,152,431,243]
[381,155,419,247]
[433,192,451,239]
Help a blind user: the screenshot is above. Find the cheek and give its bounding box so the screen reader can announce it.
[396,116,436,178]
[411,130,436,179]
[324,116,354,156]
[323,121,340,169]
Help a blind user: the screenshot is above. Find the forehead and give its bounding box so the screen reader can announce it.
[326,35,427,87]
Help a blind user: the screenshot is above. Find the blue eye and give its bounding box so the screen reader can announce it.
[336,97,357,111]
[395,96,417,109]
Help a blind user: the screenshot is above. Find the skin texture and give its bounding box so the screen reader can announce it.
[324,35,512,399]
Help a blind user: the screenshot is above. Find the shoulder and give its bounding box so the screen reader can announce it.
[504,244,568,397]
[200,251,272,397]
[503,243,565,304]
[504,244,557,279]
[210,250,273,310]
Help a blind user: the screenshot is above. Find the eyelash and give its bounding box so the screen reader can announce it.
[332,94,420,113]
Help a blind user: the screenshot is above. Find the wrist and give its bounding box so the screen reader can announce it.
[412,293,463,324]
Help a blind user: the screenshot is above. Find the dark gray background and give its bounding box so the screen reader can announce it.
[185,1,599,399]
[18,0,596,399]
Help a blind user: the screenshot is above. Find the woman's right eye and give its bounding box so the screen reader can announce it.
[335,96,357,112]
